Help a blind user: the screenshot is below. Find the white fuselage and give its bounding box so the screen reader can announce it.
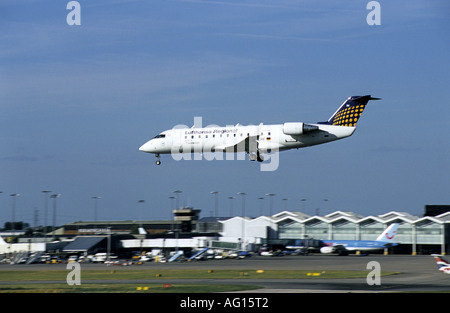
[139,123,356,155]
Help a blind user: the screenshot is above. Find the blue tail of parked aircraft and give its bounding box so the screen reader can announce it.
[319,95,380,127]
[188,247,209,261]
[375,223,399,243]
[320,223,399,255]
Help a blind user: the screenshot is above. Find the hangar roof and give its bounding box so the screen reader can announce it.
[63,236,106,252]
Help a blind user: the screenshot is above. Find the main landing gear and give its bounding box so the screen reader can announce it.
[155,154,161,165]
[249,151,264,162]
[247,136,263,163]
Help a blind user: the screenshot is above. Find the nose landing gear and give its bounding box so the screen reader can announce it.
[155,154,161,165]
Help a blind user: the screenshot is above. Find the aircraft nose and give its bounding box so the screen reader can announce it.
[139,140,154,152]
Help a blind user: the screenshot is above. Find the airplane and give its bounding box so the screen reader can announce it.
[139,95,380,165]
[431,254,450,274]
[319,223,399,255]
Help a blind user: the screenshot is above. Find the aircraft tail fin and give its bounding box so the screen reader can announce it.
[376,223,399,242]
[0,236,8,245]
[319,95,380,127]
[432,254,450,268]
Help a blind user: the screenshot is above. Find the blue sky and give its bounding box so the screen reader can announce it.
[1,0,449,226]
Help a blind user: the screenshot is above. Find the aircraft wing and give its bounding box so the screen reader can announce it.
[382,242,398,248]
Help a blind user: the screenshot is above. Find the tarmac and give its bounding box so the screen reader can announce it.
[1,254,449,293]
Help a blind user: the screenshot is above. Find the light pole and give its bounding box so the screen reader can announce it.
[138,200,145,229]
[228,196,235,216]
[168,196,175,211]
[265,193,275,216]
[237,192,246,251]
[10,194,20,232]
[168,196,176,231]
[50,194,61,240]
[300,198,307,213]
[258,197,264,216]
[282,198,288,211]
[137,200,146,254]
[41,190,51,236]
[91,196,101,222]
[323,199,329,215]
[172,190,182,209]
[210,191,219,217]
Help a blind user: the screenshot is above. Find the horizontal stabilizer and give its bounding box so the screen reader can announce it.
[353,95,381,102]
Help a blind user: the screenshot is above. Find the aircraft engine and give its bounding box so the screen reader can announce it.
[283,122,318,136]
[320,246,334,254]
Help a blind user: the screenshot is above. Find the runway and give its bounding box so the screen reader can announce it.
[2,254,449,293]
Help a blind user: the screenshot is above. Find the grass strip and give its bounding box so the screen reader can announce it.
[0,269,399,281]
[0,283,263,293]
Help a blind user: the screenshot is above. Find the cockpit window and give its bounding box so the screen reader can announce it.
[153,134,166,139]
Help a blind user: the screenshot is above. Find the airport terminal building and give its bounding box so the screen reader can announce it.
[3,207,449,256]
[60,208,450,255]
[219,210,450,255]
